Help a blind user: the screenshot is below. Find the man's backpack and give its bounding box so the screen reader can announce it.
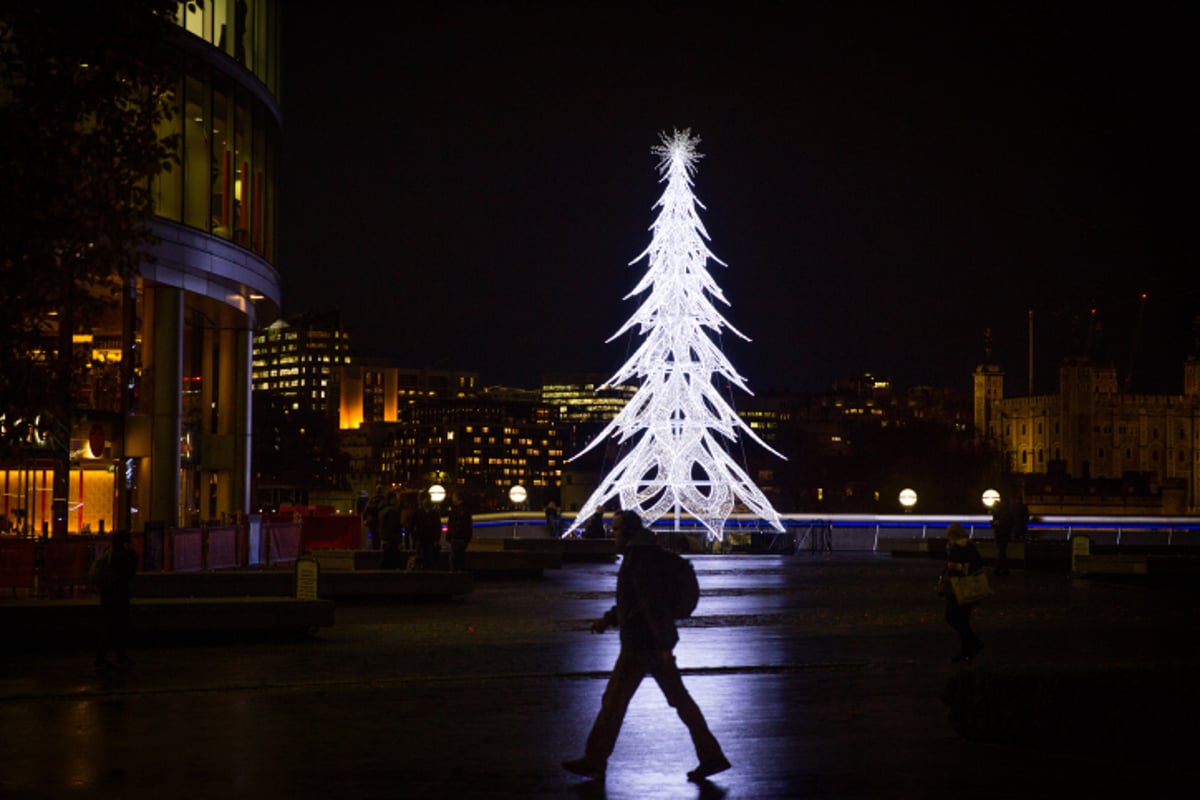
[657,548,700,618]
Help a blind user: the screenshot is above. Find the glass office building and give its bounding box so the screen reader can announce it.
[1,2,283,534]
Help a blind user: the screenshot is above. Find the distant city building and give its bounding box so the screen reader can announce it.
[735,377,979,513]
[338,364,480,429]
[541,373,638,457]
[338,358,399,429]
[374,396,566,509]
[251,311,351,418]
[541,373,636,424]
[974,335,1200,515]
[254,303,1199,519]
[398,368,480,401]
[735,397,790,445]
[250,311,351,510]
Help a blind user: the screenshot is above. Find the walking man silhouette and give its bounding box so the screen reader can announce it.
[563,510,730,783]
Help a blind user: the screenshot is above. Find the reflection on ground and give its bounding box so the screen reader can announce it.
[2,553,1199,798]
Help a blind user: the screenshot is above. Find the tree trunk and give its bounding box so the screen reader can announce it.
[51,281,75,537]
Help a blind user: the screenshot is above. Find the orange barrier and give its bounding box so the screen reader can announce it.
[171,528,203,572]
[0,538,36,595]
[301,515,363,550]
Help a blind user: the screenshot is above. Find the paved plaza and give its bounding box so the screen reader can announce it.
[2,552,1198,799]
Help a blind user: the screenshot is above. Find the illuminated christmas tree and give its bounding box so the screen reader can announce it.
[565,130,784,541]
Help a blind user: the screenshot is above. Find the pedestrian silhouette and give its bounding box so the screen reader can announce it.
[942,523,985,663]
[363,484,384,549]
[378,491,403,568]
[91,530,138,671]
[544,500,561,538]
[582,508,607,539]
[563,510,730,783]
[411,500,442,569]
[447,493,473,572]
[399,495,417,551]
[991,499,1013,575]
[1014,494,1031,540]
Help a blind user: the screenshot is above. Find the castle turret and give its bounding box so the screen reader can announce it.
[1185,316,1200,398]
[973,328,1004,441]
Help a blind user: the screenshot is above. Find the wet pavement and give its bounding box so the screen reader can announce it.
[2,552,1199,799]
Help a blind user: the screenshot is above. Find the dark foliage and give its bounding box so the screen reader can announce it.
[0,0,181,457]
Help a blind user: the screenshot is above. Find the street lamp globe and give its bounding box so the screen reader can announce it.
[898,488,917,511]
[509,485,527,506]
[981,489,1000,509]
[428,484,446,505]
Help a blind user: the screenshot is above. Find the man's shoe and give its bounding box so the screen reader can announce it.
[687,756,731,781]
[562,758,605,780]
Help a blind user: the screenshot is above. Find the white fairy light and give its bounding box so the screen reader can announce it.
[565,130,785,541]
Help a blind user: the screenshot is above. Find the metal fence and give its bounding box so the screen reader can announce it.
[477,511,1200,552]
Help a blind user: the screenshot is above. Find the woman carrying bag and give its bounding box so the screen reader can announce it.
[940,523,987,663]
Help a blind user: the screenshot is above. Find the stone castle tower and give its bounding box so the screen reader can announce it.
[973,317,1200,515]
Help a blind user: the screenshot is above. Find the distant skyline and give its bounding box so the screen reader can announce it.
[279,3,1195,396]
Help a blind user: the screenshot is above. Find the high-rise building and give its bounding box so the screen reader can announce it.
[1,3,283,533]
[252,311,351,418]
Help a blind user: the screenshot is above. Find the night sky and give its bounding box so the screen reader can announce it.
[279,3,1196,396]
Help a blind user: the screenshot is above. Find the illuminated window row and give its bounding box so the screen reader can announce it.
[151,48,280,263]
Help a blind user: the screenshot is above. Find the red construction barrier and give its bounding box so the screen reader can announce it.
[263,521,301,565]
[281,504,337,518]
[301,515,363,550]
[142,523,166,571]
[0,538,36,594]
[205,526,240,570]
[40,538,94,595]
[130,533,145,571]
[171,528,203,572]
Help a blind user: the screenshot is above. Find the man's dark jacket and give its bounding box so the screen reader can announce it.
[603,536,678,652]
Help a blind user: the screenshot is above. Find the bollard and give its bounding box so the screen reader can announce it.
[1071,534,1091,573]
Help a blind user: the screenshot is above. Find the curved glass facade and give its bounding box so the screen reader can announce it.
[176,0,281,97]
[128,3,283,528]
[154,1,282,267]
